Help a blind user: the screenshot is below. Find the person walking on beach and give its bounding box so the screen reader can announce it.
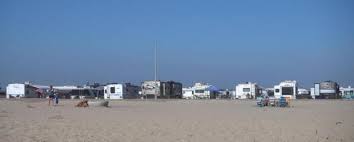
[48,85,55,106]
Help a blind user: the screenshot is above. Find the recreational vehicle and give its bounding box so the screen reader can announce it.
[235,82,261,99]
[104,83,140,99]
[141,81,182,99]
[182,88,194,99]
[311,81,340,99]
[274,80,298,99]
[297,88,311,99]
[6,83,41,98]
[182,83,219,99]
[218,89,234,99]
[340,86,354,99]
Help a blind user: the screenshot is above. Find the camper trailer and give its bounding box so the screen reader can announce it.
[169,81,183,98]
[218,89,234,99]
[182,88,194,99]
[142,81,182,99]
[6,82,103,99]
[6,83,40,98]
[274,80,298,99]
[340,86,354,99]
[235,82,261,99]
[104,83,140,99]
[297,88,311,99]
[311,81,340,99]
[142,81,159,98]
[182,83,219,99]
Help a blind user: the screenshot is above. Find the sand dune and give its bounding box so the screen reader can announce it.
[0,99,353,142]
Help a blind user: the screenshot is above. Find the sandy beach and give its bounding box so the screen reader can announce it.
[0,99,353,142]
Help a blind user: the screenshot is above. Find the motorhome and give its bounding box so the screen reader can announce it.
[274,80,298,99]
[235,82,261,99]
[104,83,140,99]
[141,81,182,99]
[182,83,219,99]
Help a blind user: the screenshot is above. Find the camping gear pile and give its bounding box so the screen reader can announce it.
[76,100,89,107]
[257,96,290,107]
[75,100,109,107]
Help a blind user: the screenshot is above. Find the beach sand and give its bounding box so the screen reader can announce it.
[0,99,353,142]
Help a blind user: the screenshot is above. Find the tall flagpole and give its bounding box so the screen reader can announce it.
[155,40,157,82]
[154,40,158,100]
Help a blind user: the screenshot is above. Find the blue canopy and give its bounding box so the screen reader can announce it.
[207,86,219,92]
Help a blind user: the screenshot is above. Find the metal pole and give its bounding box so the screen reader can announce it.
[154,40,157,82]
[154,40,158,100]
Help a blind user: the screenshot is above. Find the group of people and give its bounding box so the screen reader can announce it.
[48,86,59,106]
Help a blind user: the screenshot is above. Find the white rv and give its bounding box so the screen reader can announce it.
[297,88,311,99]
[218,89,234,99]
[340,86,354,99]
[235,82,260,99]
[274,80,298,99]
[182,83,218,99]
[104,83,140,99]
[182,88,194,99]
[6,83,39,98]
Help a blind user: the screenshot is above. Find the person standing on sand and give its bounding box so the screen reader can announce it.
[48,85,55,106]
[54,92,59,105]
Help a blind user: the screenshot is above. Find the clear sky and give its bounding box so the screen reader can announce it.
[0,0,353,89]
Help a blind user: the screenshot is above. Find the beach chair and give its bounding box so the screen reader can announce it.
[257,97,264,107]
[269,98,276,107]
[344,95,352,100]
[279,97,288,107]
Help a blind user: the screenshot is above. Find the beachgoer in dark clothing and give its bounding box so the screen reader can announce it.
[55,93,59,105]
[48,86,55,106]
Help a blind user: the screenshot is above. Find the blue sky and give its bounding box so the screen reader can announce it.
[0,0,353,89]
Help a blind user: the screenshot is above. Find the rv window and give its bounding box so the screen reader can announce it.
[83,90,90,96]
[195,90,205,93]
[110,87,115,93]
[275,89,280,93]
[71,90,79,96]
[243,88,250,92]
[104,89,107,93]
[282,87,294,95]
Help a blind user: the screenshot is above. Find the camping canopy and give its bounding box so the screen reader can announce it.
[207,86,219,92]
